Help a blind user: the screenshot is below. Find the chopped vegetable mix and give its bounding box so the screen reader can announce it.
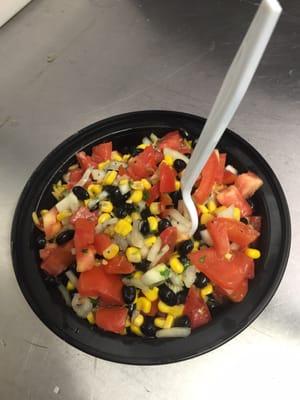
[34,130,263,338]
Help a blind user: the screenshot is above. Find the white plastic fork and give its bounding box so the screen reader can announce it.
[181,0,282,235]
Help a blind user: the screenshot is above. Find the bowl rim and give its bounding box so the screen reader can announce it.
[11,110,291,365]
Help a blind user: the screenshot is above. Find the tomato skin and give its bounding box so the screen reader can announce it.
[78,267,124,305]
[235,172,263,199]
[103,255,135,274]
[217,185,253,217]
[215,153,226,183]
[76,245,96,272]
[207,218,230,256]
[67,168,84,189]
[127,146,158,180]
[40,241,74,276]
[76,151,97,170]
[193,151,219,204]
[159,226,177,263]
[159,193,173,217]
[216,280,249,302]
[158,131,191,154]
[94,233,112,256]
[159,163,176,193]
[91,142,112,163]
[146,183,160,206]
[145,299,159,316]
[42,208,62,239]
[70,206,98,225]
[74,218,95,251]
[223,170,237,184]
[184,286,212,329]
[248,216,262,232]
[96,306,128,334]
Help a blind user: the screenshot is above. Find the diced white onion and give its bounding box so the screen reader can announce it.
[58,284,71,306]
[141,263,170,287]
[107,161,125,171]
[167,209,191,229]
[142,137,152,145]
[230,242,240,251]
[91,169,105,182]
[56,192,80,213]
[128,221,144,248]
[216,205,234,218]
[169,271,183,288]
[65,270,78,287]
[156,327,191,338]
[71,294,93,318]
[147,237,162,262]
[150,133,159,143]
[150,244,170,268]
[119,182,130,195]
[141,245,149,259]
[98,190,109,201]
[183,265,197,288]
[137,201,146,211]
[76,167,93,186]
[123,277,148,291]
[163,148,189,164]
[225,165,238,175]
[200,229,213,246]
[114,234,128,251]
[95,217,118,233]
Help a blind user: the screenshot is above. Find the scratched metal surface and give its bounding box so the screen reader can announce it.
[0,0,299,399]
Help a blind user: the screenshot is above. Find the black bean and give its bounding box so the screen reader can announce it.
[240,217,248,224]
[141,207,151,219]
[95,253,102,260]
[169,190,182,206]
[194,272,209,289]
[193,224,206,241]
[141,317,157,337]
[41,271,57,286]
[177,240,193,256]
[72,186,89,200]
[176,288,188,304]
[56,229,75,246]
[174,315,191,328]
[173,159,187,173]
[114,204,128,218]
[122,286,136,304]
[135,259,150,272]
[104,186,123,205]
[140,220,150,235]
[36,234,46,249]
[127,303,136,317]
[179,255,190,269]
[122,192,131,201]
[158,218,172,233]
[158,284,177,306]
[125,203,136,214]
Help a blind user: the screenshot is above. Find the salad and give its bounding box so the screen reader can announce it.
[33,130,263,338]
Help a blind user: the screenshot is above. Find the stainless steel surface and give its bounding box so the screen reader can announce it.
[0,0,299,399]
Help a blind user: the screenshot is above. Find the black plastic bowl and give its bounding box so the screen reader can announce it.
[11,111,291,365]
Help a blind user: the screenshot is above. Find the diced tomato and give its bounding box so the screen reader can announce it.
[223,170,237,184]
[217,280,249,303]
[145,299,159,316]
[42,208,62,239]
[158,131,191,154]
[95,306,128,334]
[76,151,97,170]
[74,218,95,251]
[76,245,96,272]
[94,233,112,256]
[146,183,160,206]
[184,286,212,329]
[127,146,158,180]
[70,206,98,225]
[40,241,74,276]
[207,218,230,256]
[91,142,112,163]
[248,216,262,232]
[235,172,263,199]
[67,168,84,189]
[159,193,173,217]
[189,248,254,295]
[193,151,219,205]
[215,153,226,183]
[159,226,177,263]
[217,185,253,217]
[78,267,124,305]
[159,162,176,193]
[103,255,135,274]
[118,166,128,176]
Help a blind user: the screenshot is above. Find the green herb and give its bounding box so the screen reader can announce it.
[199,256,206,264]
[89,297,99,307]
[143,191,150,201]
[160,268,170,279]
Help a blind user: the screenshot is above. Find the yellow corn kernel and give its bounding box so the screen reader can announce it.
[131,181,144,190]
[164,155,173,166]
[111,151,122,162]
[147,216,158,232]
[133,271,143,280]
[40,209,49,217]
[214,206,227,215]
[207,200,217,213]
[245,248,261,259]
[158,301,170,314]
[122,154,130,162]
[119,178,129,186]
[132,313,144,327]
[66,280,75,291]
[128,190,143,203]
[84,199,90,207]
[136,297,151,314]
[131,211,141,221]
[200,212,214,225]
[137,143,148,150]
[175,180,181,191]
[98,213,111,224]
[233,207,241,221]
[193,240,200,251]
[114,219,132,237]
[149,202,160,215]
[99,201,112,213]
[57,210,72,221]
[103,243,119,260]
[126,247,142,263]
[201,283,213,297]
[125,317,131,327]
[144,236,157,248]
[87,184,102,197]
[141,178,151,190]
[169,256,184,274]
[164,314,174,329]
[198,204,209,214]
[103,170,117,185]
[143,287,159,302]
[124,215,132,224]
[98,160,110,170]
[32,211,40,226]
[86,312,95,325]
[225,252,233,261]
[168,304,184,318]
[154,317,165,329]
[130,324,143,336]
